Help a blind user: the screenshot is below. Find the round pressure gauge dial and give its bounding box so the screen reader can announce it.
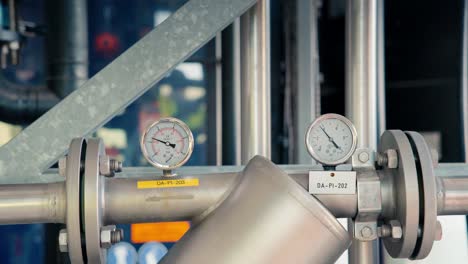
[305,114,358,166]
[140,117,194,170]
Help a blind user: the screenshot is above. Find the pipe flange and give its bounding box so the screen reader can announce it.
[65,138,86,263]
[84,139,107,263]
[379,130,419,258]
[406,131,437,259]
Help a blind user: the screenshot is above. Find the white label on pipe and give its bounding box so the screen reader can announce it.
[308,171,356,195]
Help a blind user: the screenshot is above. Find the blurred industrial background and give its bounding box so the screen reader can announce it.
[0,0,467,263]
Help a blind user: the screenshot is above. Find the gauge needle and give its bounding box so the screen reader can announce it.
[320,126,342,150]
[152,138,176,148]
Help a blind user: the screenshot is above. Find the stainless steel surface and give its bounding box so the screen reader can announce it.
[345,0,379,150]
[46,0,88,98]
[240,0,271,163]
[0,0,257,183]
[346,0,380,261]
[0,182,65,224]
[215,33,223,165]
[66,138,85,264]
[354,169,381,241]
[377,0,386,136]
[160,156,351,264]
[104,172,240,224]
[104,169,357,224]
[379,130,419,258]
[406,131,437,259]
[436,176,468,215]
[84,139,106,263]
[296,0,320,164]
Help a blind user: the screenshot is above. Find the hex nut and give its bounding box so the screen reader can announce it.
[58,157,67,177]
[58,229,68,252]
[386,149,398,169]
[99,155,113,177]
[100,225,116,249]
[389,220,402,240]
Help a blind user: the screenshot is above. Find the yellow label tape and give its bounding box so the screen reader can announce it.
[137,178,199,189]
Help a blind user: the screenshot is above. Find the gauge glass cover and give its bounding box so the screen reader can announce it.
[140,117,194,170]
[305,114,358,165]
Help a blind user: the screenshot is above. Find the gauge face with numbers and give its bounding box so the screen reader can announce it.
[305,114,358,166]
[140,117,194,170]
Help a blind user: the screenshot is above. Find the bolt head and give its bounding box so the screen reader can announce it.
[386,149,398,169]
[99,155,113,177]
[389,220,403,239]
[358,152,370,163]
[360,226,373,238]
[58,229,68,252]
[101,225,116,249]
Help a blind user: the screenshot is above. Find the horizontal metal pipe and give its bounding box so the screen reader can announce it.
[103,171,357,224]
[2,164,468,225]
[436,176,468,215]
[0,182,65,224]
[104,173,239,224]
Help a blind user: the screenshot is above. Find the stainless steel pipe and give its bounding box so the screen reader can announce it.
[0,182,65,224]
[436,176,468,215]
[104,172,358,224]
[1,170,468,225]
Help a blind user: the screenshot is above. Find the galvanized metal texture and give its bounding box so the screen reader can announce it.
[160,156,351,264]
[0,0,257,183]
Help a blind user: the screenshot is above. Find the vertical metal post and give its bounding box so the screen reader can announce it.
[240,0,271,163]
[345,0,380,263]
[215,33,223,166]
[296,0,320,164]
[463,0,468,163]
[221,19,242,165]
[377,0,386,135]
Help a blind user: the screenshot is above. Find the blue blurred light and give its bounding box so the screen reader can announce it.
[107,242,138,264]
[138,242,168,264]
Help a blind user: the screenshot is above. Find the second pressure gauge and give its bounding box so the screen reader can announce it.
[140,117,194,170]
[305,114,357,166]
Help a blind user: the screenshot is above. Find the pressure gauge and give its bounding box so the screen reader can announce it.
[305,114,358,166]
[140,117,194,171]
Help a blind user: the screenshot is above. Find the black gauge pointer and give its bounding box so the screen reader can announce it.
[152,137,176,148]
[320,126,342,150]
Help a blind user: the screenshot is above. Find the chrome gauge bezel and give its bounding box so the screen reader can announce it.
[140,117,194,170]
[305,113,358,166]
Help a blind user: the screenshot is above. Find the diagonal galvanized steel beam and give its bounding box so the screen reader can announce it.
[0,0,256,183]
